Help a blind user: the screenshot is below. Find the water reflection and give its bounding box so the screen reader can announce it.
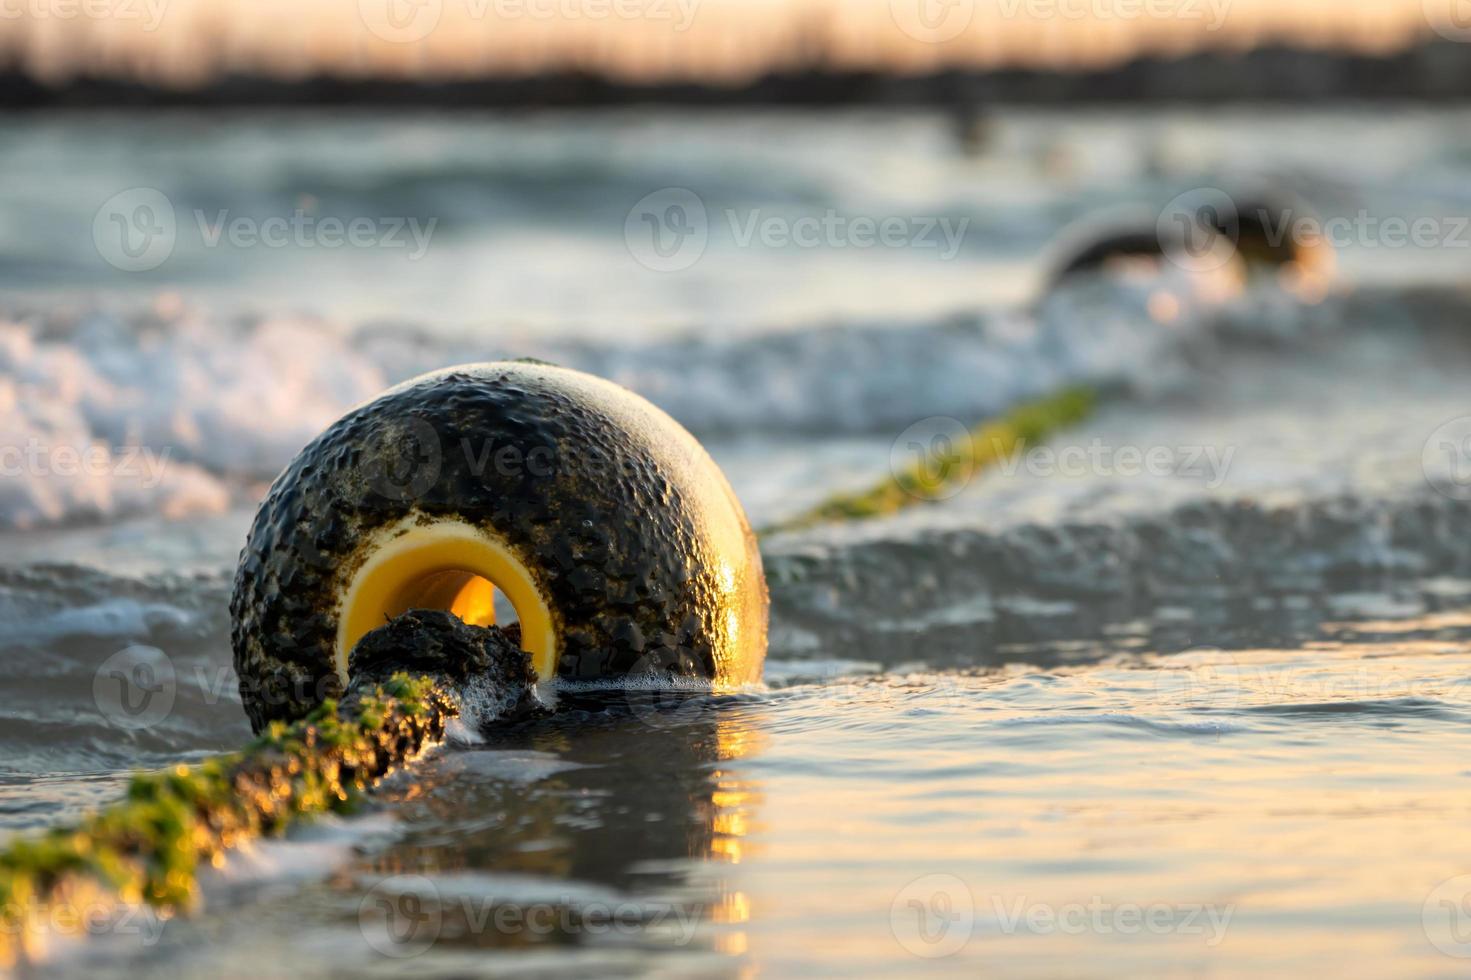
[347,691,769,963]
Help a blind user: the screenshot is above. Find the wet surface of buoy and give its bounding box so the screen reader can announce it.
[231,361,769,731]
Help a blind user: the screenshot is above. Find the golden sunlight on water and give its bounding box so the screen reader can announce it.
[707,617,1471,975]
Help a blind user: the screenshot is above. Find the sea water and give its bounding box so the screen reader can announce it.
[3,107,1471,976]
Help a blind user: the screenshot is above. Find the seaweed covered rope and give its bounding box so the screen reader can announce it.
[766,385,1097,533]
[0,613,538,969]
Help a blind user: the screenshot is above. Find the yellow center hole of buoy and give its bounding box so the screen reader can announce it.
[382,569,499,629]
[336,520,558,685]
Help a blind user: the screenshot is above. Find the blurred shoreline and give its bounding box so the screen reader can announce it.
[4,39,1471,110]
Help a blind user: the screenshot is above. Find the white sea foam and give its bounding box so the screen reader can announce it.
[0,265,1238,530]
[0,308,384,529]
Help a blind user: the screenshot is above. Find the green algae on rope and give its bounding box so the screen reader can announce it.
[0,673,448,967]
[765,385,1098,534]
[0,609,543,969]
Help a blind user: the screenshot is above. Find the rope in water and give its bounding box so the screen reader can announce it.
[0,609,540,968]
[0,387,1100,967]
[764,385,1097,533]
[0,672,450,967]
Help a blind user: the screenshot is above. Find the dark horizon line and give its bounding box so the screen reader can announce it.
[2,38,1470,110]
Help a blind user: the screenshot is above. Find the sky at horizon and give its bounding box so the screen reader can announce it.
[0,0,1453,84]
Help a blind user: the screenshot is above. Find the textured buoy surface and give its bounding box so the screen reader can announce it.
[230,362,768,731]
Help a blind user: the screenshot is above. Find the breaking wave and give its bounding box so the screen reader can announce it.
[0,263,1284,530]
